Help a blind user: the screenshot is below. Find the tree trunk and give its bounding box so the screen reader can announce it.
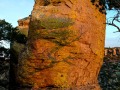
[17,0,106,89]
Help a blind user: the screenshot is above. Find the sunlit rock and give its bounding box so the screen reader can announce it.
[17,0,106,89]
[17,16,30,36]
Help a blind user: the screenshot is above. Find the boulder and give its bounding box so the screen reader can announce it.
[17,16,30,36]
[17,0,106,89]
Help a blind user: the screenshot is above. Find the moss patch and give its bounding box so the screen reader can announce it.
[40,16,74,29]
[29,16,74,30]
[35,29,74,46]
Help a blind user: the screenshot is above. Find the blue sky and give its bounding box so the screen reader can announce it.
[0,0,34,27]
[0,0,120,47]
[105,11,120,47]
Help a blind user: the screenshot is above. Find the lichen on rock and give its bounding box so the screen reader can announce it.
[17,0,106,89]
[40,16,74,29]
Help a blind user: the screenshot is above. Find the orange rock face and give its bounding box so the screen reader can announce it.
[17,0,106,89]
[17,16,30,36]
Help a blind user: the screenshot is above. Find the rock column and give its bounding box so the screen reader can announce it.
[113,48,117,56]
[105,49,108,56]
[17,0,106,89]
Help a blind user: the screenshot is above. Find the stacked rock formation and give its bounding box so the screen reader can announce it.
[17,0,106,90]
[105,48,120,56]
[17,16,30,36]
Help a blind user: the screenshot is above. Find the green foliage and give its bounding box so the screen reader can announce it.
[34,29,73,46]
[0,19,14,41]
[19,28,28,36]
[0,47,10,57]
[0,19,27,65]
[99,59,120,90]
[12,32,27,44]
[40,17,74,29]
[29,19,42,30]
[11,42,25,54]
[105,0,120,10]
[91,0,120,13]
[10,42,25,64]
[0,19,27,45]
[30,17,74,30]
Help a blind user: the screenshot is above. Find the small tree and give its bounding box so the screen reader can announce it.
[0,19,27,47]
[0,19,27,89]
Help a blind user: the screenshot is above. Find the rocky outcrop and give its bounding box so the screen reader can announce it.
[17,16,30,36]
[105,48,120,56]
[17,0,106,89]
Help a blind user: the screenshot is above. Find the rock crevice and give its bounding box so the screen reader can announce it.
[17,0,106,89]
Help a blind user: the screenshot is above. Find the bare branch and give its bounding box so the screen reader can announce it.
[106,22,120,32]
[106,10,120,32]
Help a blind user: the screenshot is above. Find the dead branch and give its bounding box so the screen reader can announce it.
[106,10,120,32]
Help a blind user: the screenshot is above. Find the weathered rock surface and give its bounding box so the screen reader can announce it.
[17,16,30,36]
[104,47,120,56]
[17,0,106,89]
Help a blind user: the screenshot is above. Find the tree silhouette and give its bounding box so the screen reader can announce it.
[0,19,27,89]
[0,19,27,46]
